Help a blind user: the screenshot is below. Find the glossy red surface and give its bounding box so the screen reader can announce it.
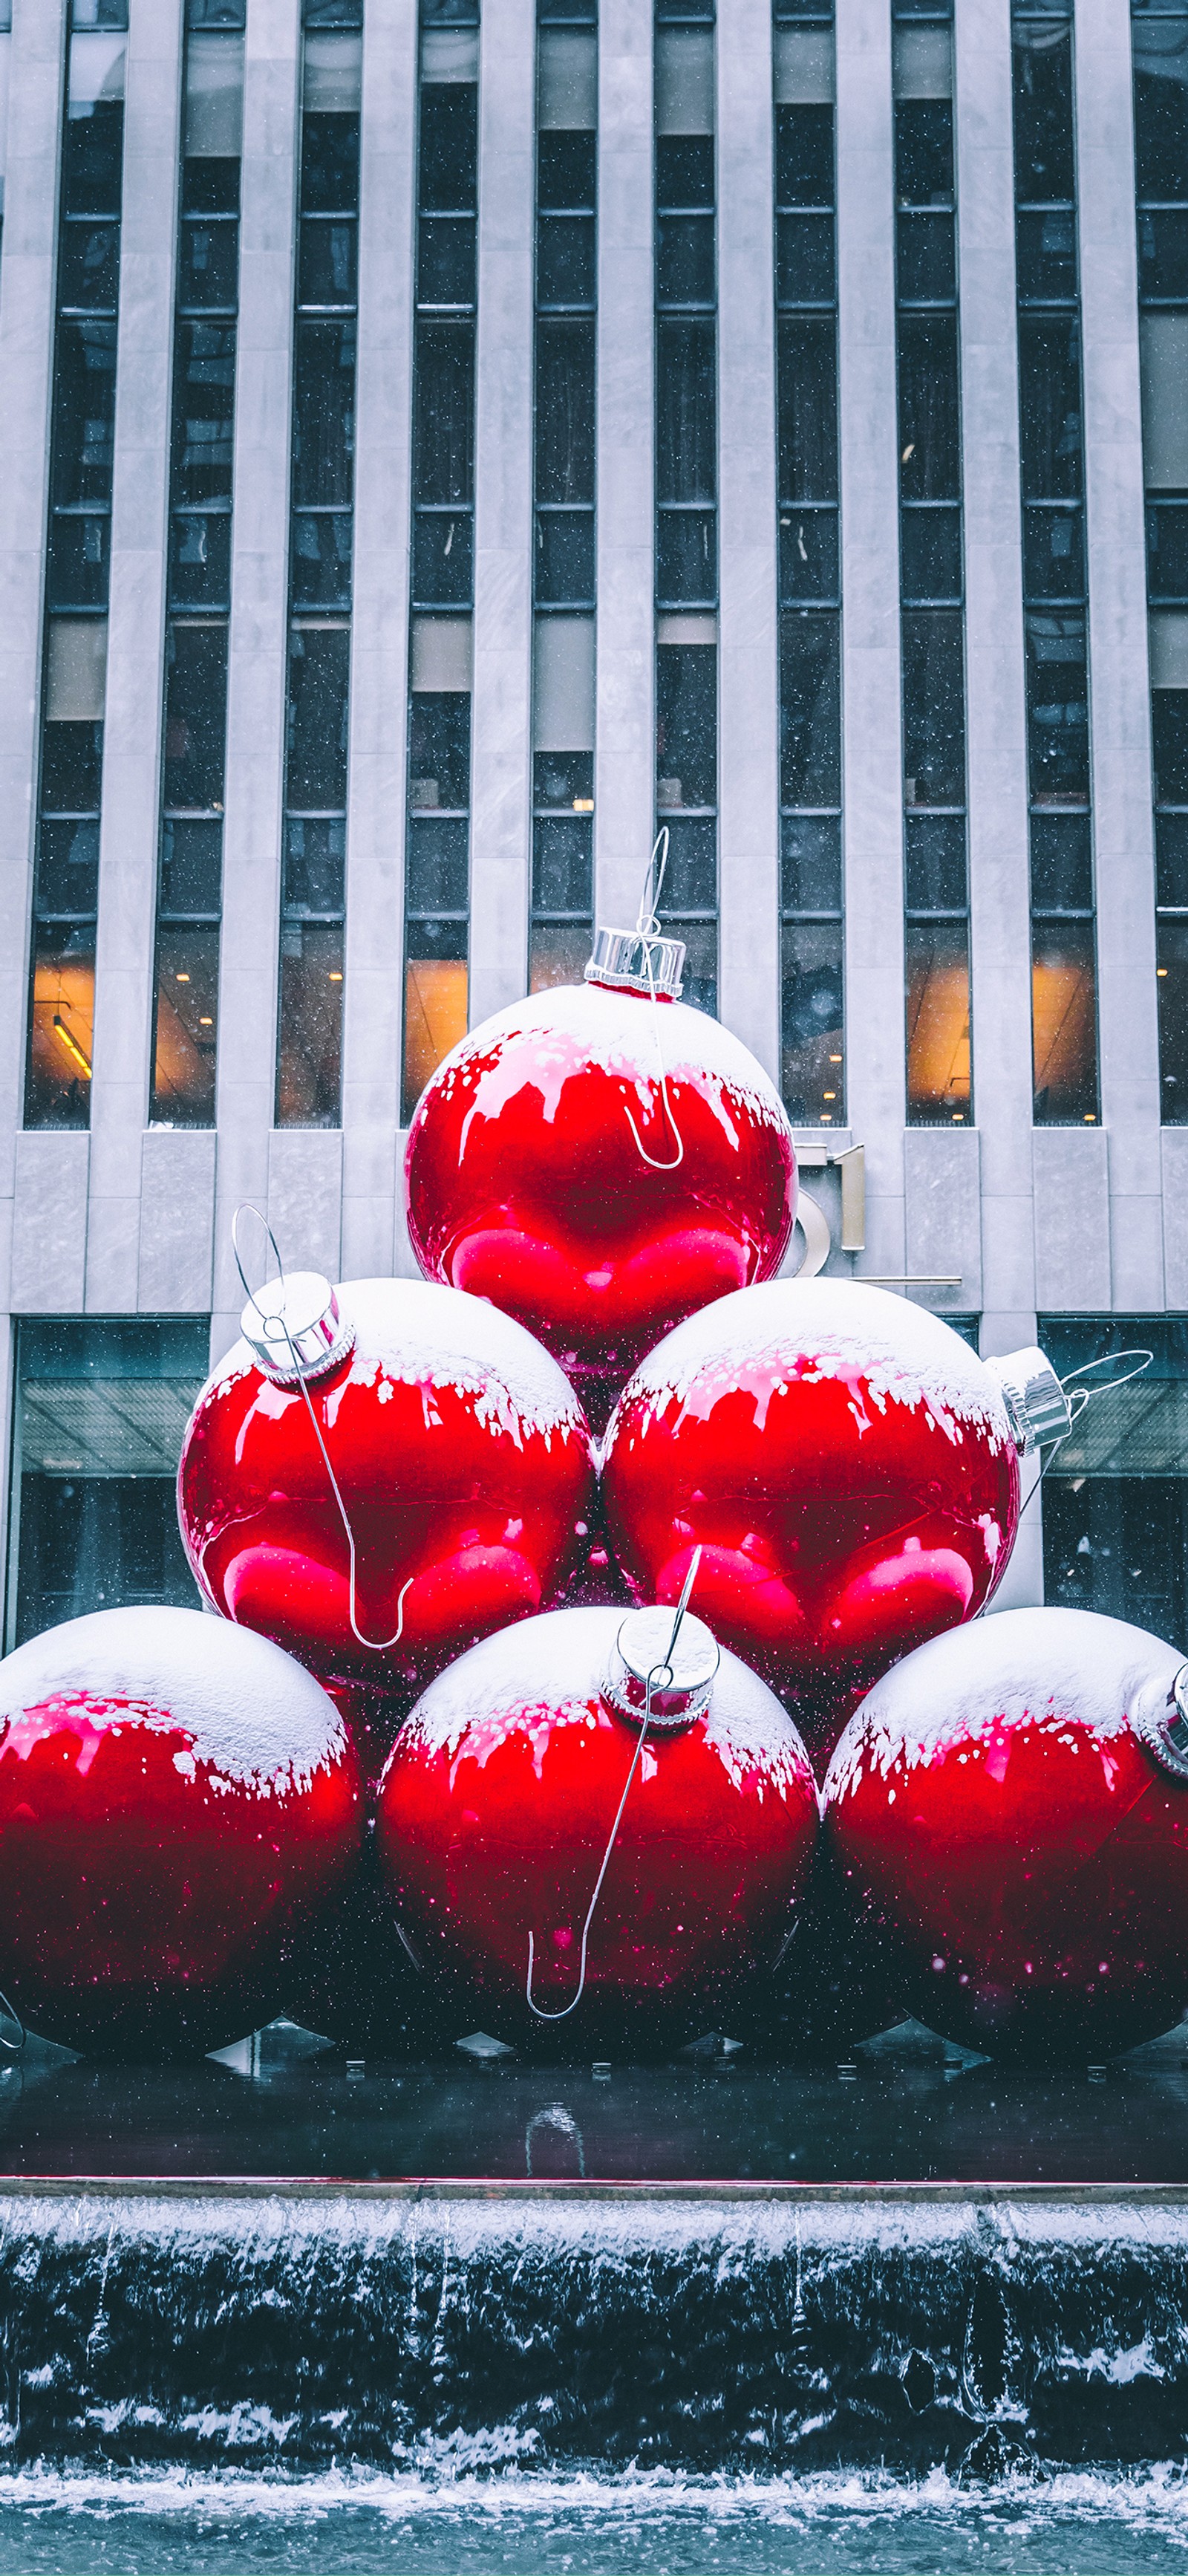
[602,1282,1022,1763]
[178,1280,595,1698]
[376,1606,820,2051]
[823,1608,1188,2060]
[0,1610,362,2058]
[404,980,797,1401]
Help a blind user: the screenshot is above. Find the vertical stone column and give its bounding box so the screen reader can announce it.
[211,0,300,1359]
[85,0,183,1313]
[836,0,904,1275]
[1077,0,1163,1310]
[594,0,653,934]
[466,0,535,1030]
[717,0,779,1080]
[342,0,417,1278]
[0,0,68,1569]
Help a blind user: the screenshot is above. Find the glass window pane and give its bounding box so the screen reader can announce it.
[171,318,237,504]
[293,318,356,506]
[160,816,223,918]
[906,919,971,1123]
[409,690,471,810]
[782,917,843,1125]
[1012,26,1075,204]
[169,507,232,609]
[1025,611,1089,806]
[782,813,842,914]
[11,1319,208,1651]
[1158,917,1188,1123]
[656,318,717,504]
[679,918,717,1018]
[151,923,219,1126]
[275,918,343,1127]
[52,319,117,506]
[1030,810,1093,912]
[286,623,349,809]
[1018,319,1083,501]
[777,319,838,501]
[25,934,96,1128]
[282,816,345,917]
[775,103,835,209]
[902,608,966,807]
[532,815,592,914]
[780,609,841,807]
[897,313,959,501]
[535,316,594,504]
[530,922,591,991]
[417,85,478,214]
[661,813,717,911]
[656,644,717,809]
[1032,917,1099,1122]
[414,322,474,504]
[407,815,469,913]
[163,622,228,810]
[402,925,469,1122]
[905,811,967,912]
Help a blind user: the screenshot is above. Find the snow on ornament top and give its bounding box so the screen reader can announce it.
[0,1605,347,1796]
[823,1605,1187,1803]
[402,900,798,1401]
[204,1276,585,1450]
[619,1278,1016,1451]
[398,1603,817,1804]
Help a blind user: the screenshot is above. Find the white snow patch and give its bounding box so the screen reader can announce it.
[0,1607,346,1794]
[200,1278,586,1451]
[607,1279,1014,1451]
[822,1606,1185,1805]
[395,1604,814,1799]
[414,980,793,1142]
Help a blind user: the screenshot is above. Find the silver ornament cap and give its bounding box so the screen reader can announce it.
[585,925,686,1001]
[605,1604,720,1731]
[1132,1665,1188,1785]
[240,1271,356,1387]
[983,1346,1072,1454]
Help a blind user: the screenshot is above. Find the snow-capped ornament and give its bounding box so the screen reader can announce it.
[403,844,798,1420]
[375,1597,819,2049]
[0,1607,361,2058]
[823,1607,1188,2060]
[601,1281,1065,1757]
[177,1270,595,1699]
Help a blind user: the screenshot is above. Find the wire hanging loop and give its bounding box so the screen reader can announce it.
[1021,1346,1155,1512]
[0,1985,26,2059]
[623,826,685,1175]
[525,1549,703,2023]
[231,1202,413,1658]
[231,1200,287,1319]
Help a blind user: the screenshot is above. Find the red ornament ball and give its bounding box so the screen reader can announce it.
[0,1607,361,2058]
[602,1281,1026,1753]
[823,1607,1188,2061]
[376,1603,819,2049]
[178,1276,595,1699]
[404,971,797,1414]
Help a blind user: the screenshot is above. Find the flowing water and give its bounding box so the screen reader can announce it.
[1,2468,1188,2574]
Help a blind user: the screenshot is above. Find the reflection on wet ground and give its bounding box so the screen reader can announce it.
[0,2015,1186,2183]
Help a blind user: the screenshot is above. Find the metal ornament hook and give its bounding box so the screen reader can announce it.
[623,829,685,1174]
[232,1200,287,1320]
[229,1203,414,1659]
[1017,1345,1155,1518]
[525,1549,704,2024]
[636,826,670,937]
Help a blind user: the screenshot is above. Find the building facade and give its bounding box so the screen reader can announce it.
[1,0,1187,1650]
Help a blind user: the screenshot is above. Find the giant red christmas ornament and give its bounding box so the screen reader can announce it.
[403,920,797,1418]
[0,1606,361,2058]
[823,1607,1188,2061]
[376,1601,819,2049]
[178,1275,595,1700]
[602,1281,1066,1759]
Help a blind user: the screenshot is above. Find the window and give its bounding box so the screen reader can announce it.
[776,1,841,1124]
[1132,1,1188,1122]
[895,5,971,1129]
[150,4,244,1129]
[1013,0,1099,1126]
[1040,1317,1188,1637]
[4,1319,208,1652]
[402,0,480,1122]
[276,1,363,1130]
[25,10,128,1130]
[656,6,718,1015]
[531,1,597,992]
